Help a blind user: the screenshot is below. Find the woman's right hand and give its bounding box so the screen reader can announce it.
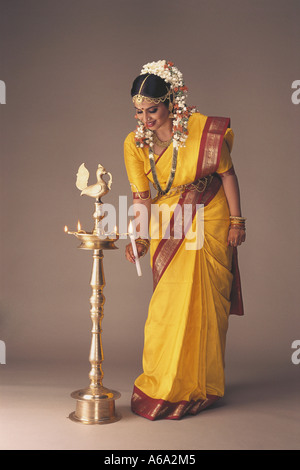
[125,242,146,263]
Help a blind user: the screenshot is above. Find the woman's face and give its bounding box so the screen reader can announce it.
[134,101,171,133]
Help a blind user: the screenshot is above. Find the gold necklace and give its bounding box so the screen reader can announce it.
[153,132,173,148]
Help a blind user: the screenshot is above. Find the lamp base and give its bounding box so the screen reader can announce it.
[69,387,121,425]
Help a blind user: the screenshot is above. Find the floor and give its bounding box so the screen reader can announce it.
[0,360,299,450]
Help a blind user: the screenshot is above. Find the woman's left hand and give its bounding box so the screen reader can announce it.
[227,227,246,247]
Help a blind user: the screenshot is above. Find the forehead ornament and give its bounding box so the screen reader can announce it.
[132,74,171,106]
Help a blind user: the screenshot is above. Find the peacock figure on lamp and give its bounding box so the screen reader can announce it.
[76,163,113,200]
[66,162,121,425]
[67,163,118,249]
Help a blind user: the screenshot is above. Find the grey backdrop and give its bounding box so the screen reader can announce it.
[1,0,299,396]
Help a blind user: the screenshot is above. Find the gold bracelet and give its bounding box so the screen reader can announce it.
[229,225,246,231]
[136,238,150,249]
[136,239,150,257]
[230,216,247,221]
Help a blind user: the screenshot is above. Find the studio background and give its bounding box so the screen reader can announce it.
[0,0,299,450]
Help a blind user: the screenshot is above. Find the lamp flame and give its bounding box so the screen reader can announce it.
[77,220,81,232]
[64,225,68,233]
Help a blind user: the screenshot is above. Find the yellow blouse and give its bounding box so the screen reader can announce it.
[124,113,234,196]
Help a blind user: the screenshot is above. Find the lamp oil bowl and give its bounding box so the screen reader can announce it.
[65,163,121,425]
[68,229,119,251]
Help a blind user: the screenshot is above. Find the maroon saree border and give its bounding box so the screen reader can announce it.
[230,247,244,315]
[196,116,231,180]
[219,166,236,178]
[132,190,151,199]
[131,385,220,421]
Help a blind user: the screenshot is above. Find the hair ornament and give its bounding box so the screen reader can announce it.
[133,60,197,149]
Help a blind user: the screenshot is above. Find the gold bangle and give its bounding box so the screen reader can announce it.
[136,238,150,257]
[229,215,247,222]
[136,238,150,249]
[229,225,246,231]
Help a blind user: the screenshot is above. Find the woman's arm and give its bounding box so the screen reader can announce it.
[221,173,246,247]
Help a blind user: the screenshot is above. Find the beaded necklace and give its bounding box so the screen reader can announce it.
[149,144,178,196]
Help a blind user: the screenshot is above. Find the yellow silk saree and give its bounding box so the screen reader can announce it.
[124,113,243,420]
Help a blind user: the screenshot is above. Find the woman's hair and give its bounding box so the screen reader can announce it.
[131,73,172,109]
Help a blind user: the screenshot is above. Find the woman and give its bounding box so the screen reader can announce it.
[124,60,245,420]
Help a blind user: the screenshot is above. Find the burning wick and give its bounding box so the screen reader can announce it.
[128,220,142,277]
[77,220,86,233]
